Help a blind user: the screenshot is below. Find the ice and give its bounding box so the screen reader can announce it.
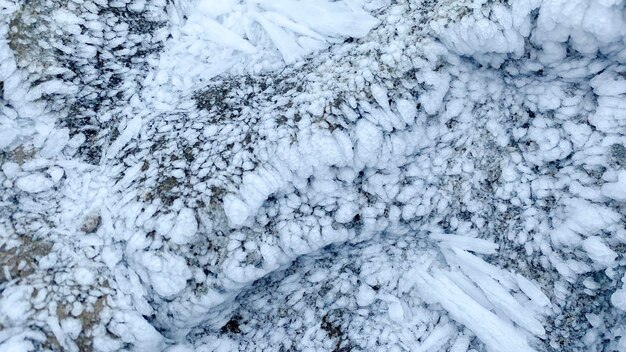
[74,267,95,286]
[41,128,70,158]
[0,286,32,325]
[419,70,451,115]
[431,233,499,254]
[196,0,238,19]
[383,295,405,322]
[3,0,626,350]
[46,315,77,351]
[2,161,20,179]
[602,170,626,202]
[355,119,383,167]
[108,312,165,352]
[224,188,264,227]
[185,18,256,53]
[449,333,471,352]
[255,14,305,64]
[516,274,551,308]
[256,0,379,38]
[156,0,378,91]
[60,318,81,341]
[415,323,454,352]
[15,173,54,193]
[465,268,545,336]
[395,99,417,125]
[335,202,359,224]
[591,71,626,96]
[413,268,535,352]
[168,208,198,245]
[138,252,192,299]
[0,127,17,149]
[447,249,515,289]
[0,332,36,352]
[582,236,618,267]
[47,167,64,183]
[551,199,621,247]
[611,288,626,311]
[107,115,142,159]
[355,284,377,307]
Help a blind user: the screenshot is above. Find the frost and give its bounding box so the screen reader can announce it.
[139,252,192,299]
[74,267,96,286]
[413,268,535,352]
[602,170,626,202]
[3,0,626,350]
[15,173,54,193]
[582,236,618,267]
[355,284,377,307]
[168,208,198,245]
[223,194,252,228]
[611,289,626,311]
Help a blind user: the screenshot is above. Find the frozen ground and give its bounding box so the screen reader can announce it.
[1,0,626,351]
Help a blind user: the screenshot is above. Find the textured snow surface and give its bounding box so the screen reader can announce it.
[1,0,626,351]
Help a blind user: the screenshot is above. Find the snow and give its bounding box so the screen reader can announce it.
[106,115,142,159]
[15,173,54,193]
[139,252,192,299]
[74,267,96,286]
[431,233,499,254]
[355,284,377,307]
[0,127,17,149]
[611,288,626,311]
[582,236,618,267]
[516,274,551,308]
[223,194,253,227]
[0,286,32,325]
[413,268,535,352]
[602,170,626,202]
[2,0,626,350]
[168,208,198,245]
